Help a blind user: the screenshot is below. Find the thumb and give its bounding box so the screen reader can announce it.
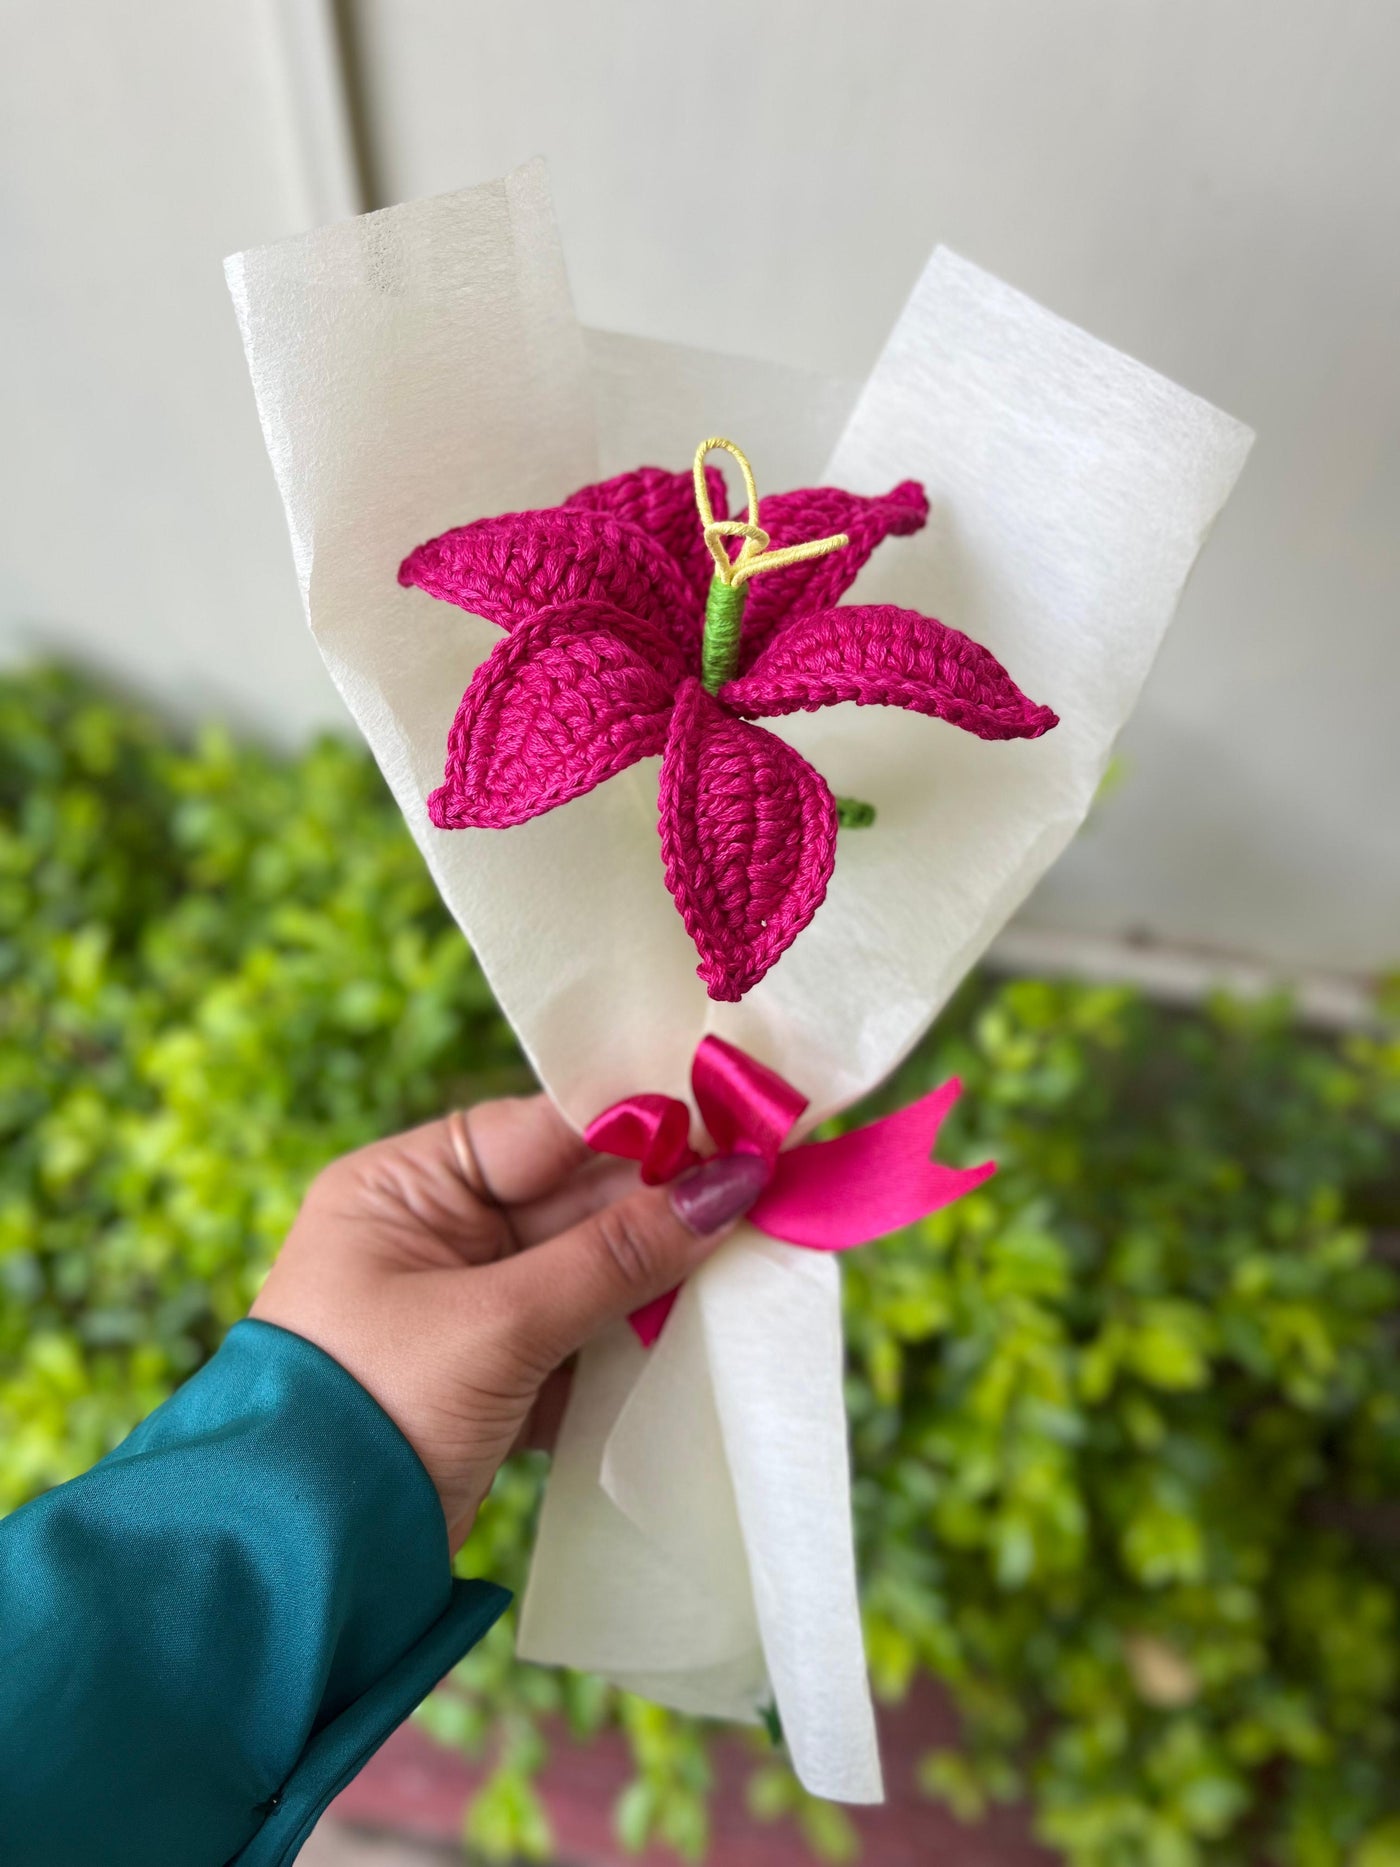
[489,1153,770,1363]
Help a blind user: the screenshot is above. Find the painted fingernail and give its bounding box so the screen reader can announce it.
[670,1152,770,1237]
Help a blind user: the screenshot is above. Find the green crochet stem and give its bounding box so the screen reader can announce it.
[700,576,747,694]
[835,796,877,828]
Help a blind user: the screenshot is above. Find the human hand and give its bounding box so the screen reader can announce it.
[250,1096,767,1549]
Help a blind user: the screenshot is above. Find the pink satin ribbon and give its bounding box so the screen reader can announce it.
[585,1035,995,1345]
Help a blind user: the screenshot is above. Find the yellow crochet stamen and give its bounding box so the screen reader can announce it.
[693,437,849,694]
[692,437,849,590]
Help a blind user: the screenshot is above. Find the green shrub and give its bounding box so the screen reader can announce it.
[2,664,1398,1867]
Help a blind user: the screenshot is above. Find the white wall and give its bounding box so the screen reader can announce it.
[0,0,343,737]
[3,0,1397,980]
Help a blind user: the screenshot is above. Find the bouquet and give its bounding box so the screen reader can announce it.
[228,159,1251,1800]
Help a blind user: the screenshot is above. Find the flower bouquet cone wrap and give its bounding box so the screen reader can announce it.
[228,160,1252,1801]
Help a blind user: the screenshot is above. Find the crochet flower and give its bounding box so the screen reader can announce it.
[399,440,1057,1000]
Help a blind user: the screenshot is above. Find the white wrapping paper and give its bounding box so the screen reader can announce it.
[228,161,1253,1803]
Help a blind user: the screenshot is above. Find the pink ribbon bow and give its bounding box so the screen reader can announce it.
[585,1035,996,1345]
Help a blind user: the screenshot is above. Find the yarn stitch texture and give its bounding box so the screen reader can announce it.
[399,463,1059,1001]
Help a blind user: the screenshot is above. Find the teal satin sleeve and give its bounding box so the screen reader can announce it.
[0,1318,510,1866]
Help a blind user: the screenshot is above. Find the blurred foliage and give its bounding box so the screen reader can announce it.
[2,665,1399,1867]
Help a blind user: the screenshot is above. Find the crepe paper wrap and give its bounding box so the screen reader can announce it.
[586,1034,995,1344]
[401,439,1057,1000]
[227,160,1253,1805]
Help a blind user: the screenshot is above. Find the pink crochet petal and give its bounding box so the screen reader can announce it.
[565,464,728,613]
[723,604,1059,742]
[429,601,684,830]
[399,509,699,665]
[658,680,837,1001]
[738,481,929,665]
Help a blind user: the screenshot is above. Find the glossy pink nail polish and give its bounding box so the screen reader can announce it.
[669,1153,770,1237]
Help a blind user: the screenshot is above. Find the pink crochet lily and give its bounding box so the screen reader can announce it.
[399,453,1057,1001]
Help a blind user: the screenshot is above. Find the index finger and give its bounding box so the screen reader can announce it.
[455,1092,592,1208]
